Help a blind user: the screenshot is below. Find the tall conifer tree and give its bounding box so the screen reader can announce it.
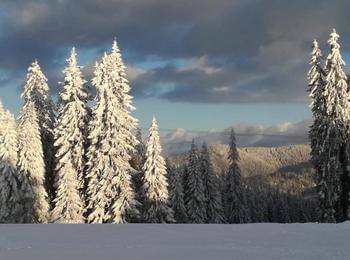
[86,40,139,223]
[308,39,325,169]
[22,61,55,199]
[318,29,350,222]
[184,140,206,223]
[224,129,250,223]
[51,48,88,223]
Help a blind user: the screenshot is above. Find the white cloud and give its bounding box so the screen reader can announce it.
[178,56,222,75]
[126,66,145,81]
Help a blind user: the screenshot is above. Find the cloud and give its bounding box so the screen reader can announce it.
[130,56,309,103]
[0,0,349,103]
[126,66,146,81]
[161,120,311,155]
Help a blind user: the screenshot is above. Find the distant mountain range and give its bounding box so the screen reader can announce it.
[161,120,311,156]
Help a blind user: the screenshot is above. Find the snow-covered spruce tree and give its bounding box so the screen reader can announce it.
[86,40,139,223]
[51,48,88,223]
[200,143,225,223]
[167,159,187,223]
[307,39,328,222]
[224,129,250,223]
[141,117,174,223]
[17,101,49,223]
[0,102,22,223]
[22,60,56,199]
[308,40,325,169]
[318,29,350,222]
[184,140,206,223]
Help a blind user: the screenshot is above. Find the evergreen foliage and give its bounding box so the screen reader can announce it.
[0,102,22,223]
[317,29,350,222]
[86,40,139,223]
[51,48,88,223]
[184,140,206,223]
[200,143,224,223]
[22,61,56,199]
[141,117,174,223]
[308,39,325,169]
[17,101,49,223]
[224,129,250,223]
[167,160,187,223]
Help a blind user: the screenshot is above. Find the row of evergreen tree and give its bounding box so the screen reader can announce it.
[308,29,350,223]
[0,41,177,223]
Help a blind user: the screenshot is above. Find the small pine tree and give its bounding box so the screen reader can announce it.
[141,117,174,223]
[184,140,206,223]
[0,102,22,223]
[200,143,224,223]
[22,60,56,199]
[51,48,88,223]
[17,101,49,223]
[224,129,250,223]
[167,160,187,223]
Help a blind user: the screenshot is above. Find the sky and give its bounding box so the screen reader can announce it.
[0,0,349,131]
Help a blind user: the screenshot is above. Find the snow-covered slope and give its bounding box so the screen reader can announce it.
[0,223,348,260]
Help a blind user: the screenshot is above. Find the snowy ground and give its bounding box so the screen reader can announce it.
[0,223,349,260]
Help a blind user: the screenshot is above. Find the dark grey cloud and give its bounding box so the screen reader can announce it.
[131,55,308,103]
[0,0,349,103]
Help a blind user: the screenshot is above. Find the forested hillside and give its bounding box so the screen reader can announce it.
[171,144,314,196]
